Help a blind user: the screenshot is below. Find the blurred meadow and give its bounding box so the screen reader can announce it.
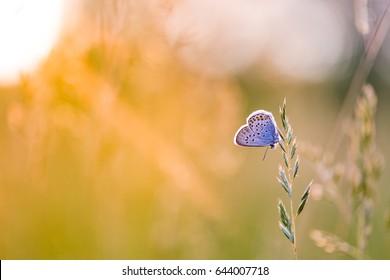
[1,0,390,259]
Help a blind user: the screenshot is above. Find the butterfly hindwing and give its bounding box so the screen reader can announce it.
[234,124,273,147]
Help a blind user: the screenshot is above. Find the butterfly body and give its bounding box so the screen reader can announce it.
[234,110,280,149]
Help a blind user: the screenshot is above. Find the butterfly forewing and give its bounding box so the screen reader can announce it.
[248,110,279,144]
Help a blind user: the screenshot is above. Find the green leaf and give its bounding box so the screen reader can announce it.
[279,222,294,243]
[279,106,284,121]
[301,180,312,200]
[287,129,293,144]
[280,99,287,127]
[297,198,308,216]
[290,140,297,159]
[277,177,291,196]
[283,153,289,168]
[278,129,286,145]
[293,157,299,178]
[297,181,312,216]
[282,118,289,131]
[278,200,291,230]
[278,166,290,194]
[279,141,286,153]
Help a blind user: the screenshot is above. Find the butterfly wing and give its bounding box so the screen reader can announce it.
[234,124,273,147]
[246,110,280,147]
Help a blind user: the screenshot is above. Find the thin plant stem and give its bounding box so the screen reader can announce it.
[286,138,297,259]
[289,197,297,259]
[277,99,311,259]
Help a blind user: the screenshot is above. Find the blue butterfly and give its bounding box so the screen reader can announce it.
[234,110,280,158]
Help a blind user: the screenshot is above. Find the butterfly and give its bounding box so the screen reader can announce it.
[234,110,280,159]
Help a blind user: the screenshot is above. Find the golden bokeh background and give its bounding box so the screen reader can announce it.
[1,0,390,259]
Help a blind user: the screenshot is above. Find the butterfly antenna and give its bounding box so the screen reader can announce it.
[263,146,270,161]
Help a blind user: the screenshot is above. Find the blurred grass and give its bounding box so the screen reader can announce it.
[1,0,390,259]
